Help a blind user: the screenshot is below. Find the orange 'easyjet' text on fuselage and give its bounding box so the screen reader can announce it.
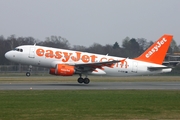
[36,48,128,68]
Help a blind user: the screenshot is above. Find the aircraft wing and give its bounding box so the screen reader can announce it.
[73,60,121,73]
[51,59,125,73]
[74,60,120,67]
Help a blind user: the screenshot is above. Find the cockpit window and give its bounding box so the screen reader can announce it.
[13,48,23,52]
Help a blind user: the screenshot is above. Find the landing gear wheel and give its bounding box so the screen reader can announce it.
[77,78,84,83]
[83,78,90,84]
[26,72,31,77]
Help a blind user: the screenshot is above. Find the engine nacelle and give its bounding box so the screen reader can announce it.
[49,64,75,76]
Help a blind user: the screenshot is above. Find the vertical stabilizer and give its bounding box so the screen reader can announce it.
[134,34,173,64]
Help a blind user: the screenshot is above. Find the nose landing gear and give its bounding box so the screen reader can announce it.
[26,65,32,77]
[26,72,31,77]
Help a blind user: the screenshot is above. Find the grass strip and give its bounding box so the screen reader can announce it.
[0,90,180,120]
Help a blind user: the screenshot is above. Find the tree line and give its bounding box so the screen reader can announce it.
[0,34,180,65]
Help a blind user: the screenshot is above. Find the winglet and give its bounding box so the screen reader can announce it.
[134,34,173,64]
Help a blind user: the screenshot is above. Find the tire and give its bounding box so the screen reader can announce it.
[77,78,84,83]
[83,78,90,84]
[26,72,31,77]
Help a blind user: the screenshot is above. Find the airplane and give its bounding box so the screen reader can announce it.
[5,34,173,84]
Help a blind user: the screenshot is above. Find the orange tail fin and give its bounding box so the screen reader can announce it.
[134,34,173,64]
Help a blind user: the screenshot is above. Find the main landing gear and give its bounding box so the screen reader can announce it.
[26,65,32,77]
[77,74,90,84]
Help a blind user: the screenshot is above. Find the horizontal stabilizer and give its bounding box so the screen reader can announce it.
[148,66,171,71]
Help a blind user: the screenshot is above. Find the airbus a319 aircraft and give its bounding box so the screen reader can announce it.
[5,34,173,84]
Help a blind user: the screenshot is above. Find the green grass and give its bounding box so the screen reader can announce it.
[0,90,180,120]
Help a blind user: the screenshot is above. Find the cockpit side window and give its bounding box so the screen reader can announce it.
[13,48,23,52]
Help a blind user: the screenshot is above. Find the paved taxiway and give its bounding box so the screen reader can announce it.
[0,82,180,90]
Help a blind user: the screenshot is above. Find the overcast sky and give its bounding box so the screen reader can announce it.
[0,0,180,47]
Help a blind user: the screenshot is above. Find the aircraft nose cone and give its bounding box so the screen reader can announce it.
[5,51,12,60]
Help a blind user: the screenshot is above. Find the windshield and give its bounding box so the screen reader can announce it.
[13,48,23,52]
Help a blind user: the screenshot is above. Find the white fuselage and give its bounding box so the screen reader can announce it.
[5,45,171,76]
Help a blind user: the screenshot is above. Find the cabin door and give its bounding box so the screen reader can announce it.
[29,47,35,58]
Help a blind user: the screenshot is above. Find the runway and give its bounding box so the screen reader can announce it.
[1,82,180,90]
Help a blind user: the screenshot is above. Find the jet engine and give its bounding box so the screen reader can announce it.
[49,64,75,76]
